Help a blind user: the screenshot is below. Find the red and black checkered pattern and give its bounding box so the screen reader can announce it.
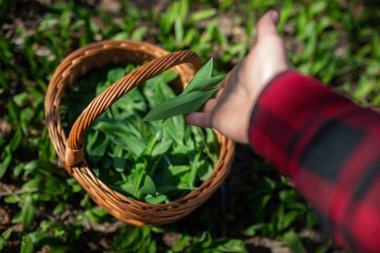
[248,71,380,252]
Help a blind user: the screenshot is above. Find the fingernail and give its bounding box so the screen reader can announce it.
[270,10,279,24]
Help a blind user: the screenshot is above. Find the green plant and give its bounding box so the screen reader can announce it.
[62,64,219,203]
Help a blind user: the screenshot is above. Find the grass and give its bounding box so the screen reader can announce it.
[0,0,379,252]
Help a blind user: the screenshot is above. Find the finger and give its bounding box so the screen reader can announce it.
[252,10,280,46]
[185,112,212,128]
[214,88,224,99]
[202,98,217,112]
[257,10,280,40]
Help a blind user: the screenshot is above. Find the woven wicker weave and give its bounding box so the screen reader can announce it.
[45,40,234,226]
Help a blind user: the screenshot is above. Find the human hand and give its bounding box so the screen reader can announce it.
[186,10,291,143]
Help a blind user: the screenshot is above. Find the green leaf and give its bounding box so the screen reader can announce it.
[23,159,60,177]
[132,163,146,194]
[194,74,225,92]
[172,234,190,252]
[0,155,11,178]
[281,211,300,230]
[13,92,29,106]
[151,140,173,157]
[0,229,12,250]
[115,180,135,197]
[139,175,157,195]
[189,9,217,24]
[131,27,148,41]
[145,194,167,204]
[21,197,36,231]
[0,127,22,178]
[20,235,34,253]
[178,0,188,22]
[161,70,178,83]
[214,238,248,252]
[241,223,266,236]
[94,121,146,157]
[107,68,125,83]
[144,86,220,121]
[53,202,65,215]
[282,231,306,253]
[141,59,224,123]
[111,31,129,40]
[182,58,214,94]
[175,18,184,45]
[86,130,110,160]
[163,116,185,145]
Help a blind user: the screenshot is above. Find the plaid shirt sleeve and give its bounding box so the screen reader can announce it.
[248,70,380,252]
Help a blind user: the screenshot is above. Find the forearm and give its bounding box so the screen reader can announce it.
[248,70,380,252]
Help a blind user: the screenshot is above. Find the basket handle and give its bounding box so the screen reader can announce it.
[65,50,201,170]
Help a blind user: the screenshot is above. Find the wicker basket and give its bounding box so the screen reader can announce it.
[45,40,235,226]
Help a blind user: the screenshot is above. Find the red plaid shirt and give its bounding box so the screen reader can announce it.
[248,71,380,252]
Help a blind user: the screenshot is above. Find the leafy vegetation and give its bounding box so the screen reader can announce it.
[62,64,219,203]
[0,0,379,252]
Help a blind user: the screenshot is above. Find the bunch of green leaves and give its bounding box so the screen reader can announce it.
[61,64,219,204]
[144,58,224,121]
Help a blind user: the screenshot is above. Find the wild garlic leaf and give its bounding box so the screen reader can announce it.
[161,70,179,83]
[107,68,125,83]
[192,74,225,91]
[86,131,110,164]
[182,58,213,94]
[139,175,157,195]
[143,86,220,121]
[94,121,146,157]
[116,180,136,197]
[21,197,36,231]
[131,163,146,196]
[151,140,173,157]
[144,58,224,121]
[145,194,167,204]
[163,116,185,145]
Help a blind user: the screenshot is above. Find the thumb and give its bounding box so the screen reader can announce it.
[256,10,280,41]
